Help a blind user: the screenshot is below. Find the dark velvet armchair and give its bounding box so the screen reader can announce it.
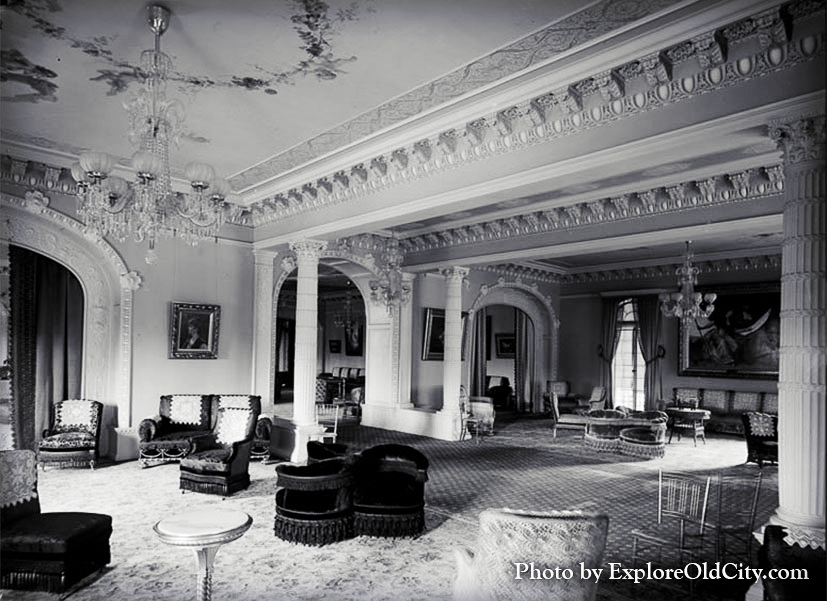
[352,444,429,537]
[179,400,260,496]
[138,394,215,467]
[274,457,355,546]
[38,399,103,470]
[1,450,112,592]
[759,525,825,601]
[485,376,513,409]
[742,411,778,467]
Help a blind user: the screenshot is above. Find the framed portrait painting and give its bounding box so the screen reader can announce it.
[169,302,220,359]
[679,283,780,379]
[421,308,468,361]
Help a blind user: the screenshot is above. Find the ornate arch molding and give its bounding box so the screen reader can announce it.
[1,195,137,433]
[469,276,561,387]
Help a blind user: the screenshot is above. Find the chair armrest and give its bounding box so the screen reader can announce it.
[138,415,162,442]
[227,438,254,476]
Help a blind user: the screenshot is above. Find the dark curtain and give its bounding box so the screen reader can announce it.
[636,295,665,411]
[598,298,622,407]
[9,246,83,450]
[471,307,487,396]
[514,309,534,412]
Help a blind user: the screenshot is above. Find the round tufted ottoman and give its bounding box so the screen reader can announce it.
[619,426,666,459]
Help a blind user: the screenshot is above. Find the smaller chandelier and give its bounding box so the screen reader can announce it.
[333,287,362,329]
[70,5,232,254]
[369,238,412,311]
[659,241,716,321]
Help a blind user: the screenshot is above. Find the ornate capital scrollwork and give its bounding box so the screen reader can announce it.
[770,116,827,165]
[289,239,327,262]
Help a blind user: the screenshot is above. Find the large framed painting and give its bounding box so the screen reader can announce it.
[421,308,468,361]
[345,324,364,356]
[679,283,780,379]
[169,302,220,359]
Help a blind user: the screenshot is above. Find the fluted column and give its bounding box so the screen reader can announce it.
[769,115,826,548]
[440,267,469,423]
[252,249,277,412]
[288,240,327,462]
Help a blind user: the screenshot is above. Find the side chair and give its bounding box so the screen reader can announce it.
[38,399,103,470]
[713,470,763,564]
[630,470,713,581]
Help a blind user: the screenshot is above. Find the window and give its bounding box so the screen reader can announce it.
[612,300,646,411]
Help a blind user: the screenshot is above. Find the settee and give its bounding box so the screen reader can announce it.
[316,367,365,403]
[671,387,777,435]
[139,394,266,467]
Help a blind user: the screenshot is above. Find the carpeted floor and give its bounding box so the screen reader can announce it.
[1,410,776,601]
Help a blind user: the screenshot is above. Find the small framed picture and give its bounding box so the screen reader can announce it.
[169,302,220,359]
[495,334,516,359]
[329,339,342,354]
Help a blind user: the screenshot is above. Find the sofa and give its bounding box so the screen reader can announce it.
[671,387,777,435]
[316,367,365,403]
[139,394,266,467]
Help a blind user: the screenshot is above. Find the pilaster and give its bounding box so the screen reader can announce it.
[439,267,469,439]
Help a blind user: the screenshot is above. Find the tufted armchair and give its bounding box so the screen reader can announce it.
[38,400,103,470]
[179,400,260,496]
[454,508,609,601]
[352,444,429,537]
[138,394,215,467]
[1,450,112,592]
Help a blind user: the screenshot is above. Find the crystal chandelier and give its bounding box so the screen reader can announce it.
[659,241,717,321]
[333,286,362,329]
[70,5,231,256]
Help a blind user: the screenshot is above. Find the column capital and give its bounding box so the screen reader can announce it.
[770,115,826,165]
[289,239,327,261]
[252,248,278,265]
[440,266,470,283]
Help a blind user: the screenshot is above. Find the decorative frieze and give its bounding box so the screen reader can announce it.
[244,2,823,227]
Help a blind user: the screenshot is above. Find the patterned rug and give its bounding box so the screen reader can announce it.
[1,412,775,601]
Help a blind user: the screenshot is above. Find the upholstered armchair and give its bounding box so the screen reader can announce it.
[352,444,429,537]
[179,401,260,496]
[454,509,609,601]
[38,399,103,470]
[742,411,778,467]
[1,450,112,592]
[759,525,826,601]
[485,376,513,409]
[138,394,215,467]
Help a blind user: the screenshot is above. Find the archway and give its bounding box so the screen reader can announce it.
[2,197,136,457]
[467,281,559,414]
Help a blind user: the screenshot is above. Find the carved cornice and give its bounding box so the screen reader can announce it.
[401,164,784,254]
[245,1,823,226]
[477,252,782,286]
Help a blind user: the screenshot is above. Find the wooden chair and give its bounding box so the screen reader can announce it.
[466,396,495,443]
[713,470,763,563]
[586,386,607,411]
[631,470,713,586]
[316,404,340,443]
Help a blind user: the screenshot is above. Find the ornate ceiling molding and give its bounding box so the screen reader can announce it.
[476,253,782,286]
[400,164,784,254]
[244,1,823,226]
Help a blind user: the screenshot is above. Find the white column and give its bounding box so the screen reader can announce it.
[769,115,826,548]
[440,267,469,419]
[252,249,277,412]
[396,272,416,408]
[288,239,327,463]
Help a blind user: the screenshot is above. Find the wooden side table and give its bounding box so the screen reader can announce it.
[155,509,252,601]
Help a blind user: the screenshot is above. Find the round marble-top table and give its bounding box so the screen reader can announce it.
[155,509,252,601]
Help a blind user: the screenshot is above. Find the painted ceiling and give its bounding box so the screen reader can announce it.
[2,0,824,282]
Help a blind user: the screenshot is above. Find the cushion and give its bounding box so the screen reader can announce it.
[1,512,111,555]
[762,392,778,414]
[747,413,776,437]
[731,392,761,413]
[167,395,209,426]
[181,448,232,472]
[39,432,96,451]
[702,389,729,413]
